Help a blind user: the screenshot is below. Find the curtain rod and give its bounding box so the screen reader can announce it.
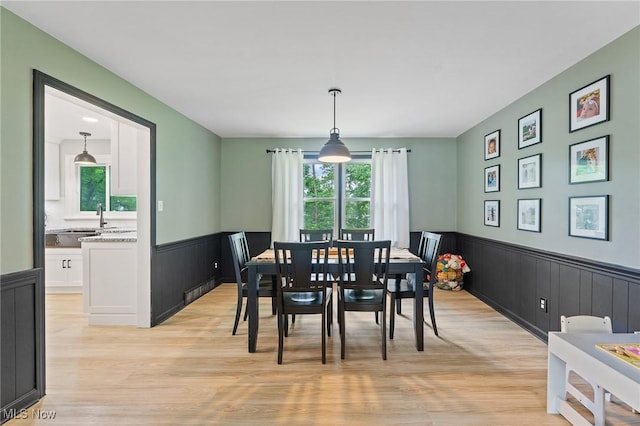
[266,149,411,154]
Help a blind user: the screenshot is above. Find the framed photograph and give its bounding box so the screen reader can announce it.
[518,108,542,149]
[484,200,500,227]
[484,165,500,193]
[569,135,609,184]
[484,130,500,160]
[517,198,541,232]
[569,75,610,132]
[518,154,542,189]
[569,195,608,240]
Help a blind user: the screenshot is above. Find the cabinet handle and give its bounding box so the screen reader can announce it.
[67,259,71,268]
[62,259,67,269]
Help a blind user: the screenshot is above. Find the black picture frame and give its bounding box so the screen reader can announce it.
[517,198,541,233]
[569,195,609,240]
[484,164,500,193]
[484,200,500,227]
[517,153,542,189]
[518,108,542,149]
[484,129,500,160]
[569,75,610,132]
[569,135,609,184]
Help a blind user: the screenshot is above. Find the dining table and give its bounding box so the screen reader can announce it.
[246,247,426,353]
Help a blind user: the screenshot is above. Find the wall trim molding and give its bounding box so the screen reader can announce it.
[1,268,45,422]
[457,233,640,280]
[457,233,640,341]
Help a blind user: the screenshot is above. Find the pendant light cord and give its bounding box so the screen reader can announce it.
[329,88,341,133]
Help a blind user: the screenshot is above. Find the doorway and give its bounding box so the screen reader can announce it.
[33,70,156,329]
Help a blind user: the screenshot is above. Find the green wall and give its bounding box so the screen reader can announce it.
[220,137,457,232]
[0,8,221,274]
[456,26,640,268]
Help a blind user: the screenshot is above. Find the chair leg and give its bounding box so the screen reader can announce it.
[232,295,243,335]
[326,292,332,337]
[381,308,387,361]
[340,304,346,360]
[396,297,402,315]
[277,310,284,364]
[389,294,396,340]
[321,309,327,364]
[284,314,289,337]
[428,296,438,336]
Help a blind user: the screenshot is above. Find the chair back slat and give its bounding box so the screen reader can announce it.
[274,241,330,292]
[299,229,333,244]
[335,240,391,290]
[560,315,612,333]
[229,231,251,284]
[418,231,443,281]
[340,228,375,241]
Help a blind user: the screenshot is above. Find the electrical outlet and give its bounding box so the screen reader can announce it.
[539,298,547,312]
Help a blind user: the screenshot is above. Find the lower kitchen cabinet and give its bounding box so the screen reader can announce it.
[82,240,137,325]
[45,248,83,293]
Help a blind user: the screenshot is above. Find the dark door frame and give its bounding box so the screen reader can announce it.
[32,69,157,396]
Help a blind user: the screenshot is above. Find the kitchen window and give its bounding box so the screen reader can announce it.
[303,158,371,234]
[64,155,136,218]
[79,165,136,212]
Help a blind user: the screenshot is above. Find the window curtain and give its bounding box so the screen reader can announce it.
[271,148,304,246]
[371,148,409,248]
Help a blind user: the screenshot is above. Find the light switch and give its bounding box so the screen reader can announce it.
[158,200,164,211]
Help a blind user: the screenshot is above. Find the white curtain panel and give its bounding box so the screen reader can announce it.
[271,148,304,246]
[371,148,410,248]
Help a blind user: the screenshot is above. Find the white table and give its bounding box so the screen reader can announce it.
[547,332,640,425]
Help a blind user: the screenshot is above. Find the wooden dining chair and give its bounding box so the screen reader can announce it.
[299,229,333,244]
[228,232,277,335]
[340,228,375,241]
[274,241,333,364]
[335,239,391,360]
[386,231,442,339]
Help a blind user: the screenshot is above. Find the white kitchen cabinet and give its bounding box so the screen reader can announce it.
[110,121,137,196]
[83,240,137,325]
[45,140,60,200]
[45,248,83,293]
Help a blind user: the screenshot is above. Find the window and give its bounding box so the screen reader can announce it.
[79,165,136,212]
[303,159,371,232]
[65,154,136,218]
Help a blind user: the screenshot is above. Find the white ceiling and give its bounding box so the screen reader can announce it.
[6,1,640,139]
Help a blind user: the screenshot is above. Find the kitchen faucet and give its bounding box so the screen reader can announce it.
[96,203,107,228]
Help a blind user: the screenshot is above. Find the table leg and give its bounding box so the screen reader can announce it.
[547,349,565,413]
[414,265,424,351]
[247,264,259,353]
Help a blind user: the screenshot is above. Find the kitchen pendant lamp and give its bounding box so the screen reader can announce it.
[319,88,351,163]
[74,131,97,164]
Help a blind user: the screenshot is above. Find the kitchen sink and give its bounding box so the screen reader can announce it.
[45,230,99,248]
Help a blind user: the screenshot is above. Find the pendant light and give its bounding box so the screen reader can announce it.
[318,88,351,163]
[74,131,97,164]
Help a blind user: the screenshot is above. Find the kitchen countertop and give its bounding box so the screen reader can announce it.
[79,231,137,243]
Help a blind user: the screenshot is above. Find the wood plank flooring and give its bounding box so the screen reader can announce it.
[7,284,639,425]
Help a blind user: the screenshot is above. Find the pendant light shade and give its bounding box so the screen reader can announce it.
[74,131,96,164]
[319,88,351,163]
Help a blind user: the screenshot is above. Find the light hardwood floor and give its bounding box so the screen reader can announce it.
[7,284,639,425]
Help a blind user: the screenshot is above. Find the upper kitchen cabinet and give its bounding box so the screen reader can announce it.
[110,121,138,196]
[45,140,60,200]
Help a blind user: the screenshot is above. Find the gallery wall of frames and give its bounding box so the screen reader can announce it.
[483,75,611,241]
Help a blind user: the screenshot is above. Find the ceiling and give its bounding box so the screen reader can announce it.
[6,1,640,139]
